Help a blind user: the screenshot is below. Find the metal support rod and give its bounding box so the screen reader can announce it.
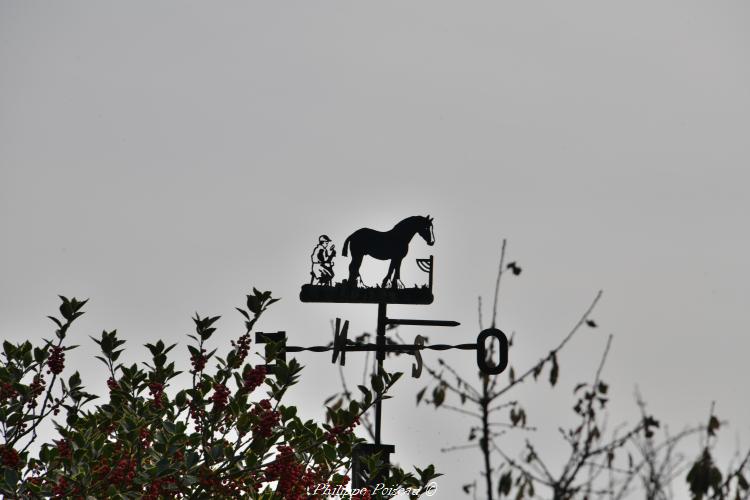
[375,302,386,445]
[429,255,433,292]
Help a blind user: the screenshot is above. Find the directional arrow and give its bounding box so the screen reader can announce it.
[331,317,349,366]
[385,318,460,327]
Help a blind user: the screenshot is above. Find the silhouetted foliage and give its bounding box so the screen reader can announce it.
[0,291,439,498]
[332,240,750,500]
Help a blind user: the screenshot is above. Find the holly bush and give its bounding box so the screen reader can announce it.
[0,289,438,498]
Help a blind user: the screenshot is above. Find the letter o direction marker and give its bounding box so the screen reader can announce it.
[477,328,509,375]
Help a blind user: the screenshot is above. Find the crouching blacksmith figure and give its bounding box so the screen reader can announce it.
[310,235,336,285]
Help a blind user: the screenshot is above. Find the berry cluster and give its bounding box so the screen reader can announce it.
[325,416,360,445]
[251,399,280,438]
[231,333,252,366]
[217,413,236,435]
[242,365,266,393]
[0,445,20,469]
[92,456,111,479]
[264,445,320,500]
[139,427,152,449]
[47,346,65,375]
[25,476,43,489]
[105,420,119,436]
[55,439,72,460]
[144,476,178,500]
[148,382,165,409]
[190,348,207,373]
[26,375,46,409]
[51,476,68,499]
[107,377,120,392]
[0,381,18,402]
[189,400,206,432]
[352,488,372,500]
[210,383,231,411]
[110,456,136,486]
[48,396,62,416]
[196,466,256,496]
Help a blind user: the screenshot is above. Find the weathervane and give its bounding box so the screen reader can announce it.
[300,216,437,304]
[262,215,509,487]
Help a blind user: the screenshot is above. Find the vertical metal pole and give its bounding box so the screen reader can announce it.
[429,255,434,292]
[375,302,386,445]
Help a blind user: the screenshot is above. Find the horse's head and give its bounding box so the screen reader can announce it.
[418,215,435,246]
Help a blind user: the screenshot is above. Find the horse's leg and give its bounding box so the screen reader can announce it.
[348,253,363,288]
[382,260,395,288]
[392,258,404,289]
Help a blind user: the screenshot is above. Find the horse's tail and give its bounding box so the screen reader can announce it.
[342,234,351,257]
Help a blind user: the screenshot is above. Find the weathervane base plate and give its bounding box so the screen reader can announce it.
[299,284,433,305]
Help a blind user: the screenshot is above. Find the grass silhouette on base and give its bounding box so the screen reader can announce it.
[299,282,433,304]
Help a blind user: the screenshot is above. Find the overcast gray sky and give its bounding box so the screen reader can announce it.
[2,1,749,497]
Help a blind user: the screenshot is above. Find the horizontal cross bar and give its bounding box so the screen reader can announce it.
[285,343,477,353]
[385,318,460,327]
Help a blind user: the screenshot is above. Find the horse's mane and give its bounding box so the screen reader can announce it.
[393,215,427,231]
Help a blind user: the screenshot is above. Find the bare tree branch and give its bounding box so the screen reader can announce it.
[490,290,603,402]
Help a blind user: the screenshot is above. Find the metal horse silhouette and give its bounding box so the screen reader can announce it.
[343,215,434,289]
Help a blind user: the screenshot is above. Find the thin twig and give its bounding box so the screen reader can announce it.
[491,290,603,402]
[491,440,552,486]
[424,365,480,404]
[560,334,614,491]
[491,239,507,329]
[440,360,482,401]
[489,422,538,432]
[478,296,484,331]
[441,443,481,453]
[525,440,556,483]
[487,400,518,413]
[436,404,483,419]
